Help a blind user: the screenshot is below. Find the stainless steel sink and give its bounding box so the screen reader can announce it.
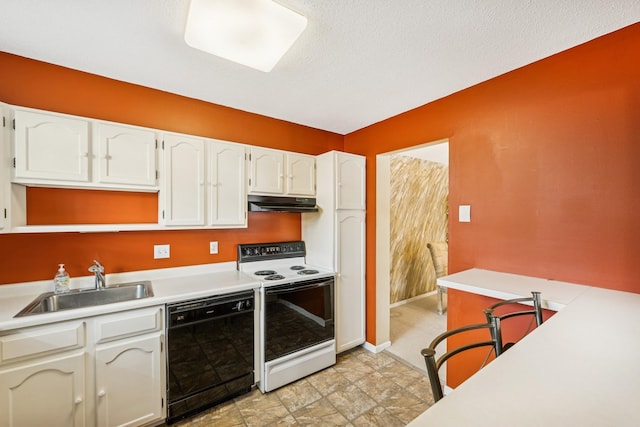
[14,281,154,317]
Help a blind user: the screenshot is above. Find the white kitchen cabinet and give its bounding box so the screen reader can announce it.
[286,152,315,196]
[0,351,87,427]
[0,103,9,232]
[11,107,159,191]
[161,133,206,226]
[0,307,165,427]
[208,140,247,227]
[162,135,247,228]
[95,333,163,427]
[249,147,284,194]
[249,147,315,196]
[0,320,87,427]
[335,210,366,352]
[95,122,157,188]
[302,150,366,353]
[93,306,164,427]
[12,108,90,184]
[336,151,366,210]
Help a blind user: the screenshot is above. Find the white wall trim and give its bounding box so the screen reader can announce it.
[362,340,391,354]
[389,290,437,308]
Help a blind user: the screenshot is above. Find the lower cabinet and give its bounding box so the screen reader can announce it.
[95,333,163,427]
[0,351,86,427]
[0,307,165,427]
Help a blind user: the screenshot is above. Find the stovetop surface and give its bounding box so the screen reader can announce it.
[239,257,335,287]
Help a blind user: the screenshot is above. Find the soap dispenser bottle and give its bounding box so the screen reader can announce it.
[54,264,70,294]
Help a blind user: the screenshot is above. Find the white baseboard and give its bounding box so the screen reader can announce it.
[362,340,391,353]
[390,290,437,308]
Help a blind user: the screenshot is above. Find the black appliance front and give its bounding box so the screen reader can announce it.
[165,291,255,424]
[264,276,335,362]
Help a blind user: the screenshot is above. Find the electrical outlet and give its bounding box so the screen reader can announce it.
[154,244,170,259]
[209,241,219,255]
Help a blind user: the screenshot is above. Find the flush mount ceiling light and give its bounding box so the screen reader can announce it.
[184,0,307,72]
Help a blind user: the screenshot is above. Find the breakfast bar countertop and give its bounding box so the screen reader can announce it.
[409,268,640,427]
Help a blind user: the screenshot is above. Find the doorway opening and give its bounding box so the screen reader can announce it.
[376,139,449,371]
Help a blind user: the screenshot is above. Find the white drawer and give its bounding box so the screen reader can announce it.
[0,320,85,365]
[94,306,163,344]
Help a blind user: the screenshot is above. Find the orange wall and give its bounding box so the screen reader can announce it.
[345,23,640,344]
[0,52,343,284]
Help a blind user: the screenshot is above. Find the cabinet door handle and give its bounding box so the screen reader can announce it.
[75,397,83,404]
[97,390,106,398]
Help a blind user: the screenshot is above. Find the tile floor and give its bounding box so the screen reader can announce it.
[386,293,447,372]
[174,347,435,426]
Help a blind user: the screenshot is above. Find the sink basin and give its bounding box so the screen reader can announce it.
[14,281,154,317]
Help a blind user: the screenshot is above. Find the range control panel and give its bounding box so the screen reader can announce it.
[237,241,306,263]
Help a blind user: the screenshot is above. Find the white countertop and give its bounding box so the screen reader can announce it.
[0,262,260,331]
[409,268,640,426]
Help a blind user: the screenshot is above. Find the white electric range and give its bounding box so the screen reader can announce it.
[237,241,336,392]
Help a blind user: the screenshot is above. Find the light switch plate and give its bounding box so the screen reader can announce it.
[210,241,219,254]
[154,244,170,259]
[459,205,471,222]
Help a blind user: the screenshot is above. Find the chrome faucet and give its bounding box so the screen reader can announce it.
[88,260,106,290]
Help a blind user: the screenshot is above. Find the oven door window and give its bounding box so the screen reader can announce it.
[264,278,335,362]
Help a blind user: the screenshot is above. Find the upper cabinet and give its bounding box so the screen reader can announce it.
[336,152,366,210]
[95,122,157,188]
[160,133,206,227]
[13,108,90,183]
[249,147,315,196]
[11,107,159,191]
[160,135,247,228]
[208,140,247,227]
[0,103,9,232]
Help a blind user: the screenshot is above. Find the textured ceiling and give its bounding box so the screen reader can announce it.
[0,1,638,134]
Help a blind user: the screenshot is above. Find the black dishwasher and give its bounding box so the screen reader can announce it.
[165,290,255,424]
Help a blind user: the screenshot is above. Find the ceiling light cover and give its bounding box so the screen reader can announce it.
[184,0,307,72]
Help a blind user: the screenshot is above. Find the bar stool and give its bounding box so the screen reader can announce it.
[484,291,543,354]
[421,316,500,402]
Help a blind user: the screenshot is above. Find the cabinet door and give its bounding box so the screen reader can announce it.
[161,134,205,226]
[95,333,164,427]
[0,351,86,427]
[208,141,247,226]
[13,109,90,183]
[249,147,284,194]
[336,153,366,210]
[96,123,157,188]
[0,104,8,231]
[335,211,366,353]
[286,153,315,196]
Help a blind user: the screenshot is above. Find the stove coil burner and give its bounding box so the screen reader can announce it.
[298,269,319,275]
[255,270,277,276]
[290,265,305,271]
[264,274,286,281]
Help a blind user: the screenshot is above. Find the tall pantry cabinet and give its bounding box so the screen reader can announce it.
[302,151,366,353]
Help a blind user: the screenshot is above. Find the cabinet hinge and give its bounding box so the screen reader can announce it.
[155,139,158,149]
[3,208,6,219]
[162,210,165,219]
[248,153,251,161]
[248,178,251,187]
[12,118,15,130]
[162,140,165,150]
[161,398,164,408]
[156,170,159,180]
[12,157,16,168]
[2,116,4,128]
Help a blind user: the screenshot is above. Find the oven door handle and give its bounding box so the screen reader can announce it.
[266,280,333,295]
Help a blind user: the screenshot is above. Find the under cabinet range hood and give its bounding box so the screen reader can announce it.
[247,195,319,213]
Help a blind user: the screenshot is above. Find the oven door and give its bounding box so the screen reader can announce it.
[263,276,335,362]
